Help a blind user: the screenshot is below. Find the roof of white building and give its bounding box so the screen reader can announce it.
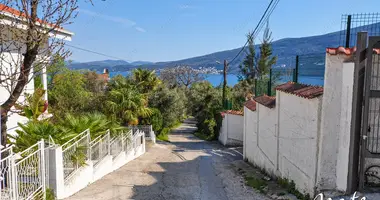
[0,4,74,40]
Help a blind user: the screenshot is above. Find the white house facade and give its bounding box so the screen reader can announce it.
[0,4,74,136]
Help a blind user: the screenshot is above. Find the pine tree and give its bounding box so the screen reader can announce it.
[238,32,257,85]
[257,24,277,79]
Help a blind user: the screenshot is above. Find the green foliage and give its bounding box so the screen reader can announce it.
[157,127,170,142]
[141,108,163,132]
[58,112,125,139]
[239,32,257,84]
[49,69,92,116]
[277,178,311,200]
[149,85,187,128]
[105,76,152,125]
[34,76,43,89]
[70,145,88,167]
[17,88,46,121]
[45,188,55,200]
[231,80,254,110]
[187,81,222,140]
[245,176,268,194]
[47,55,68,89]
[132,68,161,94]
[10,121,74,152]
[258,25,277,78]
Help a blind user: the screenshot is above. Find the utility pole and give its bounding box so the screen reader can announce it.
[222,60,228,109]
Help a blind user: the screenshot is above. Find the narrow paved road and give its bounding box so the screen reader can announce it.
[66,120,269,200]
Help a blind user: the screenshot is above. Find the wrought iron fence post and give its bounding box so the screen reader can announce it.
[10,155,17,200]
[107,130,111,156]
[121,131,125,152]
[87,130,91,160]
[39,139,46,200]
[345,15,352,48]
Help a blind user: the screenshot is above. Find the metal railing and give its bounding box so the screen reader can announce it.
[110,131,124,157]
[132,130,144,152]
[14,141,45,200]
[0,145,14,200]
[90,130,110,167]
[0,141,45,200]
[128,125,152,138]
[123,130,133,153]
[62,129,91,182]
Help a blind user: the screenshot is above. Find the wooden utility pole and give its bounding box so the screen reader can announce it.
[222,60,228,109]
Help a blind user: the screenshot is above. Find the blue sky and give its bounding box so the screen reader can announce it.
[66,0,380,62]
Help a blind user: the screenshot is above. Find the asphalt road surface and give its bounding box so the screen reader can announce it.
[66,120,269,200]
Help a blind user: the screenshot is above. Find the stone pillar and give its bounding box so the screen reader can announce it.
[316,53,352,192]
[46,146,65,199]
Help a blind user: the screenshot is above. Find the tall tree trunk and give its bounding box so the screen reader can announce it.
[0,0,39,146]
[0,109,8,147]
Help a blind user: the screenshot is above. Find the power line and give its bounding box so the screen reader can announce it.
[228,0,280,66]
[66,44,128,61]
[253,0,280,40]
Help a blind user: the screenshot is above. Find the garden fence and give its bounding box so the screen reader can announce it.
[128,125,155,143]
[90,130,110,166]
[61,129,91,183]
[0,141,46,200]
[0,126,147,199]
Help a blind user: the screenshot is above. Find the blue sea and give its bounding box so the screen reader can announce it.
[109,72,324,87]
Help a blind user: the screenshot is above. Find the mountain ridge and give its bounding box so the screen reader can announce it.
[68,22,379,75]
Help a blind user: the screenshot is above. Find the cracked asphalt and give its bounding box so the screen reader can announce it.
[65,120,269,200]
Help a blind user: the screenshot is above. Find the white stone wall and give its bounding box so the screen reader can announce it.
[219,113,244,146]
[278,91,323,195]
[243,106,258,163]
[256,103,278,175]
[243,54,356,196]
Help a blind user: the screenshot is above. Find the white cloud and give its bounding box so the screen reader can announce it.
[179,4,196,10]
[135,27,146,33]
[79,9,136,27]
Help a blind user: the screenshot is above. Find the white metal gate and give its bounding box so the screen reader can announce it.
[0,141,46,200]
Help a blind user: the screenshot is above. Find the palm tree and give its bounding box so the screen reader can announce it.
[10,121,74,152]
[132,68,161,93]
[105,84,152,125]
[58,112,126,139]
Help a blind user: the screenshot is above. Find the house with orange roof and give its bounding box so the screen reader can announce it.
[0,4,74,136]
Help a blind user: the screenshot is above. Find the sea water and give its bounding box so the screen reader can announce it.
[109,72,324,87]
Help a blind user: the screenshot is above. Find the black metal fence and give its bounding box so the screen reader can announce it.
[340,13,380,48]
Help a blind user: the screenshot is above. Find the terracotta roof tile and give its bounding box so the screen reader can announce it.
[326,47,380,55]
[221,110,244,116]
[275,82,323,99]
[244,99,256,111]
[98,73,110,82]
[253,95,276,109]
[0,4,65,31]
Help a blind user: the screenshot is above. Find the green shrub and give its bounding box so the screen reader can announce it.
[10,121,73,152]
[58,112,126,139]
[157,127,170,142]
[141,108,163,133]
[160,127,170,136]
